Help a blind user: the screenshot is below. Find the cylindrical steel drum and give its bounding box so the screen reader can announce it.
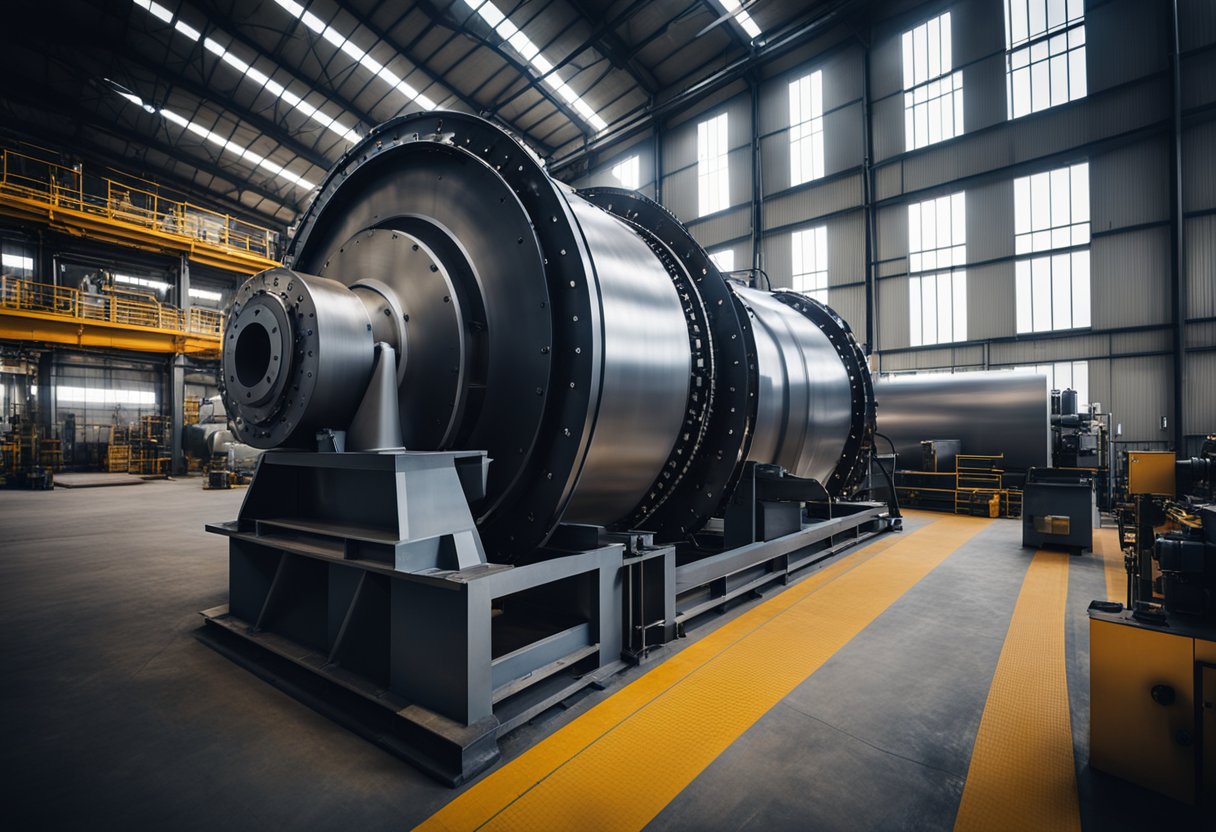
[220,112,874,558]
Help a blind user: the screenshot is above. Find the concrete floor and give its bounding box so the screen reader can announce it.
[0,481,1204,830]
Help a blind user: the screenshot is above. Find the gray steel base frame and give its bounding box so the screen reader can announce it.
[202,450,891,785]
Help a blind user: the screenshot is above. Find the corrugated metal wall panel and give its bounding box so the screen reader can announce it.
[1107,355,1173,441]
[876,275,909,351]
[1091,227,1172,328]
[871,94,904,165]
[967,262,1015,340]
[876,203,907,265]
[1185,352,1216,435]
[1182,49,1216,110]
[729,147,753,208]
[1109,328,1172,356]
[879,344,985,372]
[759,133,791,197]
[1183,119,1216,213]
[990,333,1109,365]
[1185,215,1216,318]
[825,103,865,175]
[762,175,863,229]
[961,56,1008,135]
[827,284,866,335]
[878,79,1170,201]
[663,167,697,223]
[967,179,1014,263]
[1087,0,1167,94]
[688,207,751,249]
[1091,139,1170,232]
[1187,321,1216,349]
[829,212,866,284]
[1180,0,1216,51]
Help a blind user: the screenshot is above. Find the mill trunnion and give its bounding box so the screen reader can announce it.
[201,112,893,784]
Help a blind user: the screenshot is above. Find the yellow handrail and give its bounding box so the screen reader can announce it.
[0,275,222,338]
[0,145,278,258]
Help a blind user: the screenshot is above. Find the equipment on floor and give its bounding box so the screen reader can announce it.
[1050,388,1114,510]
[1021,467,1097,553]
[875,371,1051,475]
[1090,439,1216,805]
[201,111,895,785]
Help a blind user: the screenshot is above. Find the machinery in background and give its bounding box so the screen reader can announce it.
[1089,439,1216,806]
[1021,467,1098,553]
[181,395,259,488]
[0,414,54,489]
[199,112,893,785]
[1051,388,1114,511]
[876,372,1052,517]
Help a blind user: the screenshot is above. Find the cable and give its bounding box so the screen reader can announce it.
[873,431,903,520]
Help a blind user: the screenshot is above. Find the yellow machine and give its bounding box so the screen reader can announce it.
[1089,611,1216,805]
[1127,450,1177,496]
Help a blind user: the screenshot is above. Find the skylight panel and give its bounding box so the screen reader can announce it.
[115,89,316,191]
[461,0,607,131]
[715,0,762,41]
[130,0,363,145]
[272,0,439,113]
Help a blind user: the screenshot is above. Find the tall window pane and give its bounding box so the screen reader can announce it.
[1004,0,1086,120]
[789,70,824,186]
[1013,162,1090,332]
[697,113,729,216]
[902,13,963,150]
[908,191,967,346]
[790,226,828,302]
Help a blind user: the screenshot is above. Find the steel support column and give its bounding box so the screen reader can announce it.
[1169,0,1187,453]
[169,353,186,475]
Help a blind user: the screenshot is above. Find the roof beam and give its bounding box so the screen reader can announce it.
[699,1,754,52]
[180,1,381,137]
[0,86,299,223]
[562,0,659,94]
[116,49,333,173]
[414,0,590,144]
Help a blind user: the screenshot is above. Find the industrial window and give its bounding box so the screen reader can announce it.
[1014,360,1089,405]
[697,113,730,217]
[789,71,824,186]
[1014,162,1090,333]
[902,12,963,151]
[1,251,34,276]
[1004,0,1087,119]
[114,273,171,294]
[790,226,828,302]
[708,249,735,272]
[55,386,157,406]
[908,192,967,346]
[188,287,223,303]
[611,155,640,190]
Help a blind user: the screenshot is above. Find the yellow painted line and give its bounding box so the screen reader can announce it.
[953,549,1081,832]
[418,513,992,832]
[1092,527,1125,604]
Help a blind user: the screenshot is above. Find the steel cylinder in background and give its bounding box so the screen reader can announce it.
[219,112,875,558]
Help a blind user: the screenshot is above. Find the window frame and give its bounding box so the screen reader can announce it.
[901,12,964,151]
[789,70,825,187]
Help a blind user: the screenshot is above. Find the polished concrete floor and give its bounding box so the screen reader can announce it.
[0,480,1204,830]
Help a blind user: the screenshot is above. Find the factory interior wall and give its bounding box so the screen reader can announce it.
[564,0,1216,450]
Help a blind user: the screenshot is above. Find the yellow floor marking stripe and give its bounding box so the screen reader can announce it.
[1093,527,1125,604]
[418,513,992,832]
[953,548,1081,832]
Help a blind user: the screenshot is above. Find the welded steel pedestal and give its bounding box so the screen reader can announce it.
[202,450,625,785]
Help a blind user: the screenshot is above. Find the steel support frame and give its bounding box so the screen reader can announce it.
[201,450,892,785]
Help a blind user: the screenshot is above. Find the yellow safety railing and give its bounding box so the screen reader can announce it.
[0,145,278,259]
[0,276,222,338]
